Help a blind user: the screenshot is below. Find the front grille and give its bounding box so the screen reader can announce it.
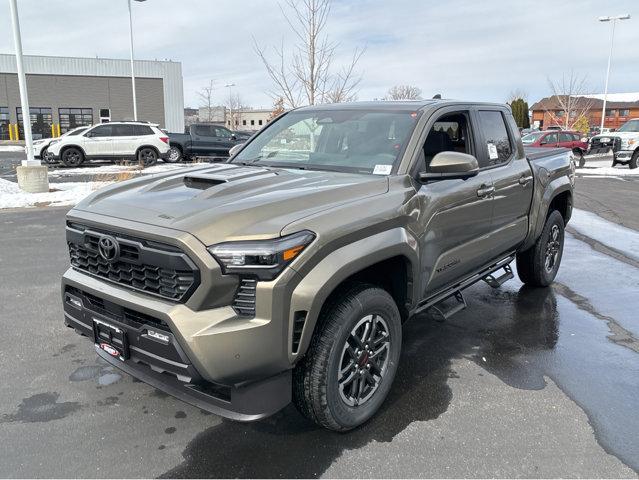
[232,278,257,316]
[590,136,621,153]
[67,224,199,302]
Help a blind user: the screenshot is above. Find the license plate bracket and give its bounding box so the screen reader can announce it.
[93,318,129,361]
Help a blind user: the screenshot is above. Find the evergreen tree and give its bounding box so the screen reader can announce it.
[510,98,530,129]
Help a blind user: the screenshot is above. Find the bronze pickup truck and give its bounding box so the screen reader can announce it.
[62,100,575,430]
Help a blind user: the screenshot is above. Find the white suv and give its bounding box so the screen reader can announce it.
[47,122,170,167]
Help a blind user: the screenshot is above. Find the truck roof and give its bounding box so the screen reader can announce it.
[294,99,508,112]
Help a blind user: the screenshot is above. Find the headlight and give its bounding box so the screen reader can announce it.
[49,139,60,146]
[207,230,315,280]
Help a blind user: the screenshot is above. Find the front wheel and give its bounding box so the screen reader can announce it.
[630,151,639,170]
[60,147,84,167]
[516,210,565,287]
[137,147,158,167]
[165,145,183,163]
[293,283,402,431]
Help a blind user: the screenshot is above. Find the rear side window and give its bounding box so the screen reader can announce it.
[112,124,136,136]
[478,110,513,166]
[134,125,154,136]
[558,133,573,143]
[194,125,215,137]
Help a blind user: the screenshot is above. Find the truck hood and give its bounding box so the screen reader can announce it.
[593,131,638,140]
[73,164,389,246]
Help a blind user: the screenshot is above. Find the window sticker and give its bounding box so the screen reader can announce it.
[487,142,499,160]
[373,164,392,175]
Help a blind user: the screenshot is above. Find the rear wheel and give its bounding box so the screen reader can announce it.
[516,210,565,287]
[573,149,585,168]
[630,151,639,170]
[165,145,183,163]
[293,283,401,431]
[137,147,158,167]
[60,147,84,167]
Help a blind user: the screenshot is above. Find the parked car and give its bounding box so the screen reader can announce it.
[522,130,588,167]
[62,100,574,431]
[47,121,170,167]
[167,124,251,162]
[32,126,90,163]
[588,118,639,169]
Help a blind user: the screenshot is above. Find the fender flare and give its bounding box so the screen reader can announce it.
[522,178,573,251]
[287,227,419,361]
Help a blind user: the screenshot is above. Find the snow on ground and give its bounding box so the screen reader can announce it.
[569,208,639,262]
[48,162,193,177]
[0,178,112,209]
[579,167,639,177]
[0,145,26,153]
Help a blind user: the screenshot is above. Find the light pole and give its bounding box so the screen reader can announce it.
[128,0,146,121]
[598,14,630,131]
[9,0,49,193]
[225,83,236,129]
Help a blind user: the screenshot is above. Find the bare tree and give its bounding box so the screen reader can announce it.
[225,92,245,130]
[545,72,595,129]
[506,88,528,103]
[384,85,422,101]
[197,80,216,121]
[254,0,364,107]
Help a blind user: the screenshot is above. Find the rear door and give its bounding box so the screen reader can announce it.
[410,107,497,296]
[111,124,138,157]
[557,132,575,149]
[191,124,217,156]
[481,110,534,257]
[83,124,113,157]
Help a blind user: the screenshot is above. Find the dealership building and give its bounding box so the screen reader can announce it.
[0,54,184,141]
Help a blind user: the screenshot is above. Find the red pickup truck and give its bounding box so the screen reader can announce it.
[522,130,588,166]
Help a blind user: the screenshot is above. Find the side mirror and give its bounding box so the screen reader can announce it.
[419,151,479,182]
[228,143,244,157]
[231,134,237,141]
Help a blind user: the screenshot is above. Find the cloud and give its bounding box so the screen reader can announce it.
[1,0,637,109]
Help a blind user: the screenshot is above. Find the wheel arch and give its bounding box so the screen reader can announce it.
[60,144,87,158]
[136,144,160,157]
[288,228,419,363]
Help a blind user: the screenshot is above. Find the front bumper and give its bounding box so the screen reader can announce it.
[63,274,292,421]
[613,150,634,162]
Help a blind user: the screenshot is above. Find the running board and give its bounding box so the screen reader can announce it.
[482,264,513,288]
[428,291,467,322]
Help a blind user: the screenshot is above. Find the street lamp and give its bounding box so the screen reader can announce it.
[224,83,236,129]
[128,0,146,121]
[598,14,631,130]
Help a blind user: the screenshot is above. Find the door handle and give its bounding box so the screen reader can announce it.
[518,175,533,186]
[476,185,495,197]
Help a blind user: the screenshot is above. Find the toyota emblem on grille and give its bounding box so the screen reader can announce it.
[97,235,120,262]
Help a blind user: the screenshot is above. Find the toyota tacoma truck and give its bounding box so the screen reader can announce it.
[62,100,575,431]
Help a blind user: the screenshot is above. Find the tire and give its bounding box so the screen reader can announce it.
[629,151,639,170]
[165,145,183,163]
[573,149,585,168]
[41,147,54,165]
[516,210,565,287]
[60,147,84,167]
[137,147,158,167]
[293,283,402,431]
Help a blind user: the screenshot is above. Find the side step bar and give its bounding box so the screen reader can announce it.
[482,264,513,288]
[412,253,516,320]
[429,291,467,322]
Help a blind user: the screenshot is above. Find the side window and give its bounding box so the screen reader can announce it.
[134,125,154,136]
[572,133,581,141]
[543,133,558,144]
[478,110,512,166]
[112,124,136,136]
[421,111,472,169]
[194,125,214,137]
[89,125,113,137]
[215,127,232,138]
[558,133,572,143]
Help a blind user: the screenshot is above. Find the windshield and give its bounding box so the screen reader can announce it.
[231,109,421,174]
[521,132,544,144]
[617,119,639,133]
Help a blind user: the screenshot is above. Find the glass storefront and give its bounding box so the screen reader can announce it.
[17,107,53,140]
[59,107,93,133]
[0,107,9,141]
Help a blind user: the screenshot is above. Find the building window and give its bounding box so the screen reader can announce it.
[620,109,630,117]
[17,107,52,140]
[59,108,93,134]
[605,109,616,117]
[251,119,255,126]
[0,107,9,141]
[242,120,247,126]
[258,119,263,125]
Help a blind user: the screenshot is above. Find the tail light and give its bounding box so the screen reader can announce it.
[159,137,169,144]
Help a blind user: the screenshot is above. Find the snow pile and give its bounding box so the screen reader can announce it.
[48,162,193,177]
[0,145,26,153]
[569,208,639,262]
[579,166,639,177]
[0,178,112,209]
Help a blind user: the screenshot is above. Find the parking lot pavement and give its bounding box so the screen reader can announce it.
[0,181,638,478]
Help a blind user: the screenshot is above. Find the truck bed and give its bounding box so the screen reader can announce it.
[524,146,569,161]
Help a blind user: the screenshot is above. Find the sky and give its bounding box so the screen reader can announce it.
[1,0,637,110]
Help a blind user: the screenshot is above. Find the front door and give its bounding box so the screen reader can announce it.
[82,124,113,157]
[213,126,238,155]
[410,109,497,297]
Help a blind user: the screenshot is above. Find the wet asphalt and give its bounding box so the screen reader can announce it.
[1,168,638,477]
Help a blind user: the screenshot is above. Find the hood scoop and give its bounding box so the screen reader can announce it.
[183,165,276,190]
